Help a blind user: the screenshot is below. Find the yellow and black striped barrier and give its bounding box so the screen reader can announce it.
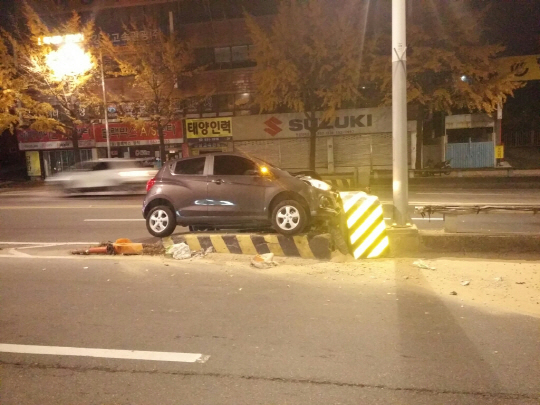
[163,233,331,260]
[340,191,389,259]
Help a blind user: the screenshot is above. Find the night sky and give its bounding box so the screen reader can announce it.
[0,0,538,54]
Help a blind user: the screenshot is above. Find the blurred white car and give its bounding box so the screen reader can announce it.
[47,159,157,193]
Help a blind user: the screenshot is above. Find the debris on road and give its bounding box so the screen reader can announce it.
[251,253,279,269]
[494,277,503,282]
[113,239,143,255]
[72,239,164,256]
[461,280,471,286]
[166,242,192,260]
[450,291,458,295]
[192,246,214,259]
[413,260,436,270]
[72,243,114,255]
[516,281,526,285]
[142,243,165,256]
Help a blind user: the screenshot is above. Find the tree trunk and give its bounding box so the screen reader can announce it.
[415,104,424,170]
[309,126,317,171]
[157,123,166,162]
[72,129,80,164]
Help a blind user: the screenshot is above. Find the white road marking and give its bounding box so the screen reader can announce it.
[84,219,144,222]
[0,255,139,260]
[0,205,141,209]
[0,344,209,363]
[384,217,444,221]
[0,242,99,245]
[7,248,31,257]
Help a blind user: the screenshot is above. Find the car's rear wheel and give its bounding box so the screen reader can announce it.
[271,200,307,236]
[146,205,176,237]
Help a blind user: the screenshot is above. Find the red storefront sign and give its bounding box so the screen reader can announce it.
[17,126,95,151]
[93,121,183,147]
[17,121,183,150]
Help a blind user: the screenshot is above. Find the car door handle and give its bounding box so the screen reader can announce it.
[212,179,224,185]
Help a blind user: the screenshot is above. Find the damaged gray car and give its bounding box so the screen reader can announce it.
[142,152,341,237]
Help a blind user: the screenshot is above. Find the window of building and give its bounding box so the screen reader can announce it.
[216,94,235,113]
[235,93,253,110]
[194,48,215,67]
[231,45,249,62]
[174,157,206,175]
[214,47,232,64]
[213,155,257,176]
[79,149,93,162]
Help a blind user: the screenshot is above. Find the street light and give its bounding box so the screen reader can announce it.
[45,42,92,79]
[41,34,92,78]
[41,33,111,158]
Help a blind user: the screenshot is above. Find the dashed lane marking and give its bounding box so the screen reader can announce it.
[0,344,209,363]
[0,205,141,209]
[0,242,99,245]
[383,218,444,221]
[84,219,145,222]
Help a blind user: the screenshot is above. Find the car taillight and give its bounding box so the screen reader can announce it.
[146,178,156,192]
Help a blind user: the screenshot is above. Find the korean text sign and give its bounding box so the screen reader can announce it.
[186,118,232,141]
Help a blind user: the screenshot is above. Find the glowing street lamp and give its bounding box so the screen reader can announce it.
[45,42,93,79]
[41,34,92,79]
[40,33,111,158]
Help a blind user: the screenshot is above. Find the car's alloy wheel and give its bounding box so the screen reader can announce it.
[271,200,307,236]
[146,205,176,237]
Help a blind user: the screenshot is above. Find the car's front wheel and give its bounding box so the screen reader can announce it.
[146,205,176,237]
[271,200,307,236]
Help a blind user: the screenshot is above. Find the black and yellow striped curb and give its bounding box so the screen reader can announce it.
[162,233,331,260]
[340,191,389,259]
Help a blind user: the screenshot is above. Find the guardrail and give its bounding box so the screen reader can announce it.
[371,167,534,178]
[415,205,540,233]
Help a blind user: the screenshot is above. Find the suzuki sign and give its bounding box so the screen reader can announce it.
[233,107,394,141]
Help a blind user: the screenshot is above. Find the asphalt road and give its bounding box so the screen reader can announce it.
[1,187,540,244]
[1,188,540,404]
[1,255,539,404]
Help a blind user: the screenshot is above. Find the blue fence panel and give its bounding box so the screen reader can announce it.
[446,142,494,168]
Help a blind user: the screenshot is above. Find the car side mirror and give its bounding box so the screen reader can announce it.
[245,169,260,176]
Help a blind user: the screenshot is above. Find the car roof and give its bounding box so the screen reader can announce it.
[178,152,250,161]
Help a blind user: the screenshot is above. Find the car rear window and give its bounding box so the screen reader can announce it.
[174,157,206,175]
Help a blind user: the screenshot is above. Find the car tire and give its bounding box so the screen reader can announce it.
[271,200,307,236]
[146,205,176,237]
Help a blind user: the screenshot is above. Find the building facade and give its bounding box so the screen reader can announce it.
[19,0,418,184]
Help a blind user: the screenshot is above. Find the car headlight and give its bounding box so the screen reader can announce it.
[308,179,332,191]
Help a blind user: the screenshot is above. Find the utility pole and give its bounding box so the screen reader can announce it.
[392,0,410,227]
[100,50,111,158]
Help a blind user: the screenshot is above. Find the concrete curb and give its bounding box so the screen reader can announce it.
[420,231,540,253]
[163,233,332,260]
